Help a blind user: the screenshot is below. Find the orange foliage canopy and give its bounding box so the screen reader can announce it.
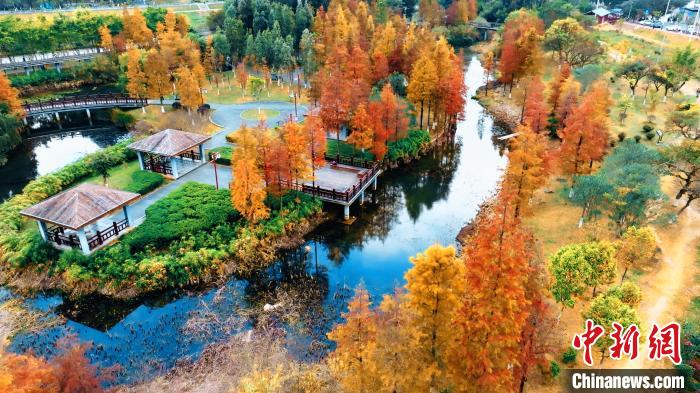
[498,10,544,87]
[0,70,24,116]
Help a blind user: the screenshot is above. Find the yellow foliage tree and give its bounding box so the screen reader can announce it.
[347,103,374,154]
[98,25,113,52]
[282,121,312,184]
[502,125,548,217]
[404,244,466,392]
[407,51,438,130]
[231,125,270,224]
[126,48,147,103]
[176,66,202,112]
[327,286,379,393]
[616,226,656,282]
[144,49,170,109]
[122,8,153,48]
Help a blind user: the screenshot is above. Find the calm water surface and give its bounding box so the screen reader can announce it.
[7,55,509,385]
[0,109,128,200]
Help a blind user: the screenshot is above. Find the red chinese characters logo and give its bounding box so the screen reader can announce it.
[573,321,682,366]
[572,319,605,366]
[648,322,682,365]
[609,322,640,361]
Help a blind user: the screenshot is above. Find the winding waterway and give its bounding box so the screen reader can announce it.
[5,54,509,385]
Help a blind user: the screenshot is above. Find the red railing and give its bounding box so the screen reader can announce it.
[23,93,147,115]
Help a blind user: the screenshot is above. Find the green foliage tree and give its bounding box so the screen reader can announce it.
[543,18,603,68]
[548,243,593,312]
[666,104,700,141]
[615,59,651,96]
[661,141,700,212]
[583,292,640,363]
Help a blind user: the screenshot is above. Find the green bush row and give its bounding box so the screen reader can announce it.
[0,140,135,267]
[123,170,164,195]
[10,69,76,88]
[387,130,431,161]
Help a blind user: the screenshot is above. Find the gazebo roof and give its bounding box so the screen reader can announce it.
[587,7,611,16]
[128,129,211,157]
[20,183,140,230]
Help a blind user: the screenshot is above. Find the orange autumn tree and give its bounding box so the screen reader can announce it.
[304,111,327,170]
[235,63,249,93]
[98,25,113,52]
[176,65,202,113]
[555,76,581,127]
[122,8,153,48]
[126,48,147,109]
[546,62,571,127]
[498,10,544,92]
[502,125,549,217]
[230,125,270,223]
[558,81,612,189]
[282,121,312,184]
[347,103,375,156]
[522,76,548,133]
[144,49,170,110]
[407,50,438,130]
[0,70,23,116]
[327,286,380,393]
[448,192,533,391]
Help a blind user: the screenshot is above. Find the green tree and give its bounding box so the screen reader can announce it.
[543,18,603,67]
[615,59,650,96]
[661,141,700,212]
[548,243,593,313]
[583,293,640,363]
[249,76,265,100]
[665,46,699,95]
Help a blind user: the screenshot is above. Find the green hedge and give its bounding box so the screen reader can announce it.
[387,130,430,161]
[124,182,238,251]
[326,140,375,161]
[10,69,76,88]
[0,140,135,267]
[124,170,164,195]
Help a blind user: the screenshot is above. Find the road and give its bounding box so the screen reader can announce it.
[0,1,223,15]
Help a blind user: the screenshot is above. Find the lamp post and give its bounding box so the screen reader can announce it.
[211,152,221,189]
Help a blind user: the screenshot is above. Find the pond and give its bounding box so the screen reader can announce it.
[6,54,510,385]
[0,109,128,201]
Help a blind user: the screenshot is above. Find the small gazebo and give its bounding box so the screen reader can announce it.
[128,129,211,179]
[20,183,140,254]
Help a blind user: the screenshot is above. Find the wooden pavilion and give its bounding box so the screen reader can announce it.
[20,183,140,254]
[128,129,211,179]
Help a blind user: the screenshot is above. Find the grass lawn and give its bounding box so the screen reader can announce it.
[130,106,222,135]
[202,71,308,105]
[326,140,375,161]
[81,160,142,190]
[241,108,281,120]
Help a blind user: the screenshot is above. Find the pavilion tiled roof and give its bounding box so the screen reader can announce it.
[20,183,140,230]
[127,129,211,157]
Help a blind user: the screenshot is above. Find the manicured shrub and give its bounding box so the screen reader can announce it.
[645,132,655,141]
[123,182,238,251]
[634,135,642,143]
[124,170,164,194]
[642,123,654,134]
[617,132,626,142]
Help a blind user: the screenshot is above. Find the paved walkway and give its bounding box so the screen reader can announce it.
[118,101,307,223]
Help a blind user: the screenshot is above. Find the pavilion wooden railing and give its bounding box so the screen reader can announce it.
[47,226,80,248]
[278,163,380,203]
[22,93,147,115]
[179,150,202,161]
[145,157,173,175]
[87,219,129,250]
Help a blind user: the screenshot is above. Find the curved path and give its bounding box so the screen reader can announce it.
[124,101,306,224]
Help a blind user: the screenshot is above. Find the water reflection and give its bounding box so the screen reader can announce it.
[0,109,128,200]
[8,54,509,385]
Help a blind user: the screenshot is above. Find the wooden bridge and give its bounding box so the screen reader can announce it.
[1,48,103,75]
[23,93,146,116]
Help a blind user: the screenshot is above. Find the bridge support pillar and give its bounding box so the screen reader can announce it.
[54,112,62,130]
[136,151,145,171]
[85,108,92,126]
[360,190,365,205]
[54,62,61,73]
[22,117,27,126]
[343,205,350,221]
[24,66,30,76]
[372,177,377,191]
